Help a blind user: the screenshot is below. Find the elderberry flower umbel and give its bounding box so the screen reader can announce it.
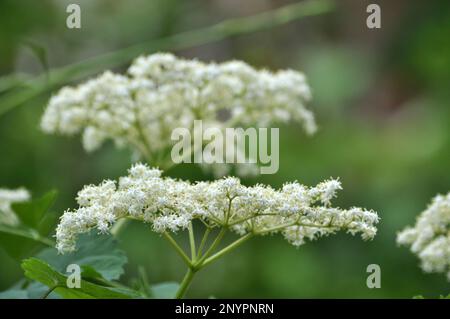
[56,163,379,253]
[41,53,315,173]
[0,188,30,226]
[397,192,450,281]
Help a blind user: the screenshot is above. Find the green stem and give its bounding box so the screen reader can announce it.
[110,218,128,236]
[255,222,297,235]
[255,221,339,235]
[175,229,253,298]
[163,232,192,267]
[41,285,58,299]
[138,266,151,297]
[196,228,227,267]
[174,228,226,299]
[133,106,154,163]
[188,222,197,261]
[229,213,279,226]
[196,227,211,259]
[175,268,196,299]
[200,233,253,268]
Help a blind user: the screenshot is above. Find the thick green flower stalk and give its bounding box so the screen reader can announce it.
[56,163,379,298]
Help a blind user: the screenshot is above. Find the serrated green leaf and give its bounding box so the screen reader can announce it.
[1,232,131,299]
[37,232,127,281]
[150,282,179,299]
[22,258,139,299]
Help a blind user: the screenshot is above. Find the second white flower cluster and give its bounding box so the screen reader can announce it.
[397,192,450,280]
[41,53,315,163]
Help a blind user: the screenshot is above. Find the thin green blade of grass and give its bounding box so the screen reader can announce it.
[0,0,335,116]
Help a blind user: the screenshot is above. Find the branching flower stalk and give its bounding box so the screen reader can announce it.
[55,163,379,298]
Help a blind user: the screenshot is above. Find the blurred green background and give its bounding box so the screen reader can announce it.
[0,0,449,298]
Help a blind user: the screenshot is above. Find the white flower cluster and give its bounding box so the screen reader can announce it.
[41,53,315,172]
[0,188,30,226]
[56,163,378,253]
[397,192,450,280]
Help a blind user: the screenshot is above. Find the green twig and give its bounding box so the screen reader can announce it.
[110,218,128,236]
[175,268,195,299]
[138,266,151,297]
[163,232,192,267]
[195,228,227,268]
[188,222,197,261]
[196,227,211,259]
[200,233,253,268]
[41,285,59,299]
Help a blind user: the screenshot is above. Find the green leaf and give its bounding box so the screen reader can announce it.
[22,258,139,299]
[0,223,53,245]
[150,282,179,299]
[12,190,58,232]
[0,190,58,259]
[0,224,53,259]
[1,232,131,299]
[80,265,104,281]
[37,232,127,281]
[0,73,31,93]
[22,258,60,288]
[78,265,126,288]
